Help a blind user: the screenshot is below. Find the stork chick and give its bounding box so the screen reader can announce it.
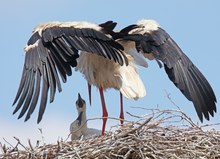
[70,93,101,140]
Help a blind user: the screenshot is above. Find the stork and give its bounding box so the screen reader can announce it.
[70,93,101,140]
[12,20,217,136]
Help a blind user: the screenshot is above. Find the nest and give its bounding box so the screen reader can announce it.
[1,105,220,159]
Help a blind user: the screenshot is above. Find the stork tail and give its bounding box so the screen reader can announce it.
[118,63,146,100]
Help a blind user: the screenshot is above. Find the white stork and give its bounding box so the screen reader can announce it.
[70,93,101,140]
[13,19,217,136]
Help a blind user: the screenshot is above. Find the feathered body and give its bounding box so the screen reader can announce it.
[70,120,82,140]
[76,51,146,99]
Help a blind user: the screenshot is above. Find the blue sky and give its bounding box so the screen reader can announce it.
[0,0,219,146]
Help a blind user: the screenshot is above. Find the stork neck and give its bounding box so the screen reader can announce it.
[79,110,87,128]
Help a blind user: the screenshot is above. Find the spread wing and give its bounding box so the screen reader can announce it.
[13,21,127,123]
[121,21,217,122]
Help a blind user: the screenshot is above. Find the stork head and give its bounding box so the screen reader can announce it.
[76,93,86,113]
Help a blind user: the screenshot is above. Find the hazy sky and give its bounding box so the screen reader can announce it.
[0,0,219,146]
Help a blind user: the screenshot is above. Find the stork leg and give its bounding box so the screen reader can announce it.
[88,83,92,106]
[119,92,124,125]
[99,87,108,135]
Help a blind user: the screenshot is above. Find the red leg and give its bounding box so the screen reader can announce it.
[119,92,124,125]
[99,87,108,135]
[88,83,91,106]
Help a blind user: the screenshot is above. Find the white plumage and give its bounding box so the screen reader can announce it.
[70,120,82,140]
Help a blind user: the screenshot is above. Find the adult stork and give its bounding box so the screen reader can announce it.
[13,19,217,136]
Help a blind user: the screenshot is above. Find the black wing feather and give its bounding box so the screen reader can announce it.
[25,69,41,121]
[37,64,49,123]
[17,71,35,119]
